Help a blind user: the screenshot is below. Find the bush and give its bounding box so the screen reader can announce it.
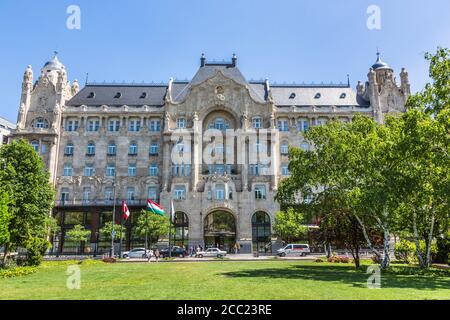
[395,240,438,264]
[395,240,415,263]
[0,266,36,278]
[102,257,116,263]
[24,238,51,266]
[314,258,324,263]
[327,254,350,263]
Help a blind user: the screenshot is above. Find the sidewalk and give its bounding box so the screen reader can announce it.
[119,254,323,263]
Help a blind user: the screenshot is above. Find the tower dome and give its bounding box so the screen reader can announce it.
[371,51,391,70]
[42,52,64,71]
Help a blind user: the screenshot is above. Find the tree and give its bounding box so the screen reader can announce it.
[134,210,170,249]
[66,225,91,255]
[394,48,450,268]
[99,221,126,241]
[273,208,307,244]
[0,189,10,264]
[276,116,401,269]
[0,139,55,265]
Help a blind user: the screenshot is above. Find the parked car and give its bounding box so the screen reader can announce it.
[196,248,227,258]
[160,246,187,258]
[121,248,153,259]
[277,244,310,257]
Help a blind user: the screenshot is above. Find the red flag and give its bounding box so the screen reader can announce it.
[122,201,130,220]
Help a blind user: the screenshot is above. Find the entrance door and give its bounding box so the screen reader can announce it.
[204,210,236,253]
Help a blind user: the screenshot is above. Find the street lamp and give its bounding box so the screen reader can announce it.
[111,177,117,258]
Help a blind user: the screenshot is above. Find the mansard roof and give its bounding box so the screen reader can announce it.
[66,58,369,108]
[68,83,169,107]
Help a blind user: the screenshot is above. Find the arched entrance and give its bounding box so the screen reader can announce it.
[173,212,189,247]
[204,210,236,253]
[252,211,272,254]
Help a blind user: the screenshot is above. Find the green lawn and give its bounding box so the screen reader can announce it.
[1,260,449,300]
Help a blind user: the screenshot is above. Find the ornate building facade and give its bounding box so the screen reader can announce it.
[0,116,15,145]
[12,53,409,254]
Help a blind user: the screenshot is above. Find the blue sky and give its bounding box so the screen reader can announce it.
[1,0,449,122]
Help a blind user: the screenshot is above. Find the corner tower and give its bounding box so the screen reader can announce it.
[13,53,79,183]
[357,52,410,123]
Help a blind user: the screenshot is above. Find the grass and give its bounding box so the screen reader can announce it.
[0,260,449,300]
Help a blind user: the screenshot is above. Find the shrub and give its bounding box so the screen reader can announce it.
[0,266,36,278]
[395,240,415,263]
[339,257,350,263]
[24,238,51,266]
[314,258,324,263]
[102,257,116,263]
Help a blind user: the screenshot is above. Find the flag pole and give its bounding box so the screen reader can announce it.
[119,206,124,259]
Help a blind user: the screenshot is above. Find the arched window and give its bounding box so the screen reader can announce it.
[280,141,289,155]
[86,142,96,156]
[64,143,74,156]
[107,142,117,156]
[208,117,230,131]
[173,212,189,248]
[31,140,39,152]
[33,117,49,129]
[129,142,138,155]
[252,212,272,254]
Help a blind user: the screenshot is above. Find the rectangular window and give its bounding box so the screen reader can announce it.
[281,165,289,176]
[150,143,158,155]
[149,120,161,132]
[255,185,267,200]
[278,120,289,132]
[215,186,225,200]
[174,186,186,200]
[61,188,70,203]
[108,144,116,156]
[104,187,113,202]
[63,164,73,177]
[149,165,158,177]
[177,118,186,129]
[87,120,100,132]
[128,119,141,132]
[148,187,157,201]
[127,187,135,202]
[66,120,79,132]
[84,165,95,177]
[128,165,137,177]
[82,187,91,204]
[108,120,120,132]
[106,165,116,177]
[252,117,262,129]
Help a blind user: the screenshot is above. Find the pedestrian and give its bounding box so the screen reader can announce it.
[154,248,160,262]
[237,242,241,253]
[147,248,153,263]
[233,243,238,254]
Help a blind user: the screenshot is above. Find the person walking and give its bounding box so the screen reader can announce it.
[154,248,160,262]
[147,248,153,263]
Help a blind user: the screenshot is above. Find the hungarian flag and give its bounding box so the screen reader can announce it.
[122,201,130,220]
[147,199,165,216]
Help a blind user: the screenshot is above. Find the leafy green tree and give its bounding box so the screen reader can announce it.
[66,225,91,254]
[0,189,10,263]
[99,221,126,241]
[277,116,401,269]
[273,208,307,244]
[134,210,170,248]
[0,139,55,265]
[407,47,450,115]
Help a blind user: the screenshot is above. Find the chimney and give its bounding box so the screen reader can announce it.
[231,53,237,67]
[200,53,206,67]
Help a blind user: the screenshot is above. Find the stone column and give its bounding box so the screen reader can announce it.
[162,135,171,191]
[192,114,201,191]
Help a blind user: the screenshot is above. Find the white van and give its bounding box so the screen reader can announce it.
[277,244,310,257]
